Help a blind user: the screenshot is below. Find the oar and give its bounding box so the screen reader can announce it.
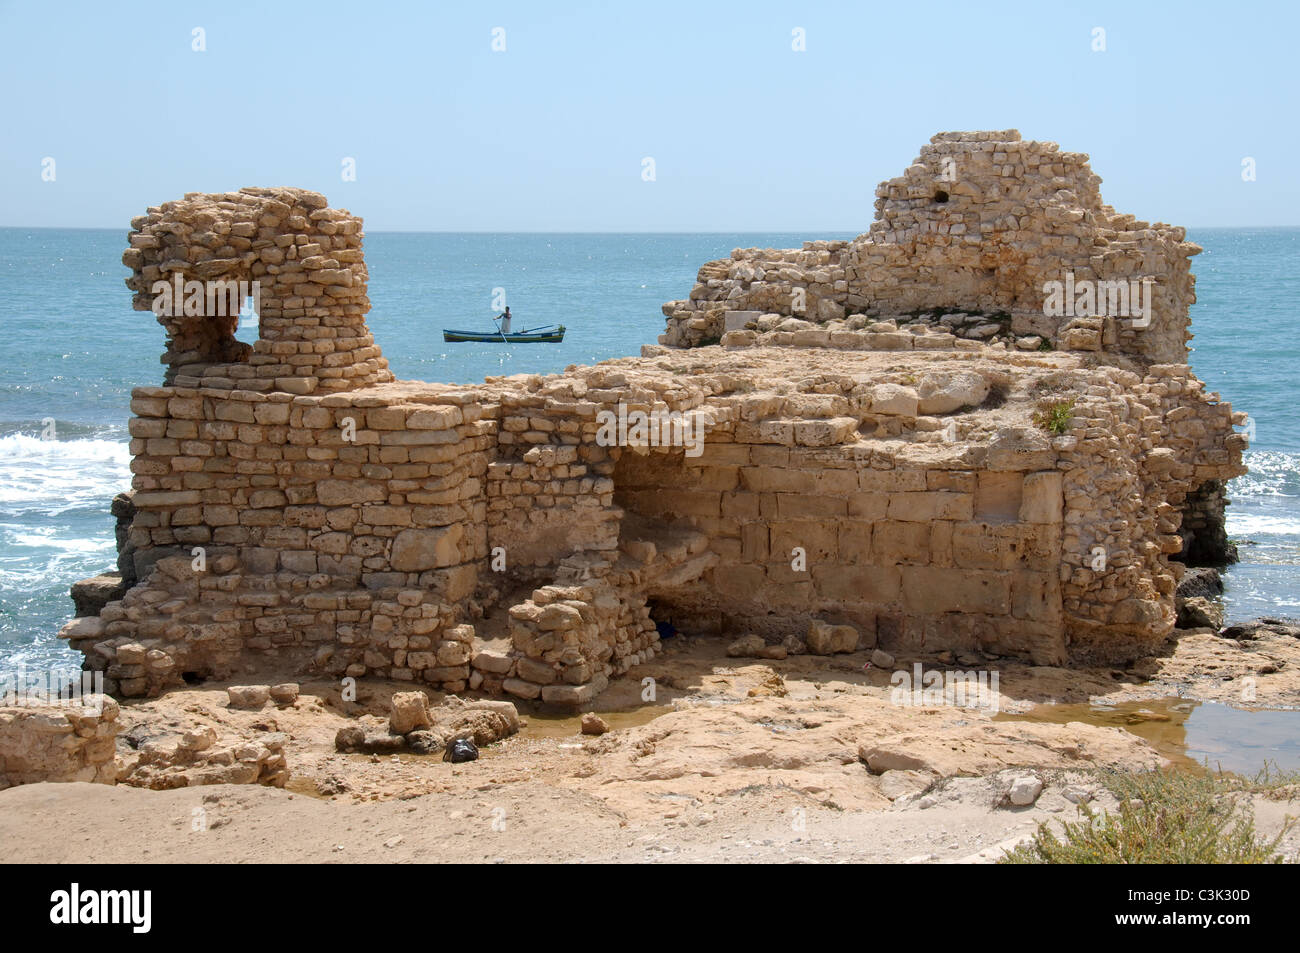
[493,316,509,343]
[519,324,556,333]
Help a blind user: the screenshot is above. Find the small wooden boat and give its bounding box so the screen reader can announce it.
[442,324,565,344]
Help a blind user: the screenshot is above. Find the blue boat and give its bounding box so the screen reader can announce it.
[442,324,565,343]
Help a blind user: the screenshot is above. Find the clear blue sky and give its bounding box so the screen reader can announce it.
[2,0,1296,230]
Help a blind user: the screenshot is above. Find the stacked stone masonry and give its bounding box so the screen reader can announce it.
[663,130,1200,367]
[62,132,1246,704]
[0,697,120,789]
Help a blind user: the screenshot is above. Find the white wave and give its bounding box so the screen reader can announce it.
[1228,513,1300,537]
[1232,450,1300,498]
[5,531,115,552]
[0,434,130,513]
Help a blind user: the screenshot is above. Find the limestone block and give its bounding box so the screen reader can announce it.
[917,371,989,415]
[815,565,901,603]
[868,383,919,417]
[270,683,300,706]
[502,678,542,700]
[975,472,1024,521]
[515,657,557,685]
[471,650,515,675]
[316,479,386,505]
[887,492,974,522]
[390,525,463,571]
[807,620,859,654]
[724,310,762,332]
[541,675,608,707]
[901,567,1010,615]
[389,691,432,735]
[1019,471,1063,523]
[227,685,271,709]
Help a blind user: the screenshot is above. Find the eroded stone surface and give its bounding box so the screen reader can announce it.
[0,698,119,789]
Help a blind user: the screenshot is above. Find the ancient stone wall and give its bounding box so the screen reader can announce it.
[82,385,493,695]
[60,134,1250,701]
[124,187,392,391]
[614,439,1067,663]
[661,131,1200,367]
[0,698,119,789]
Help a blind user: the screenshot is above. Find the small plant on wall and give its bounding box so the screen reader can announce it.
[1033,400,1075,435]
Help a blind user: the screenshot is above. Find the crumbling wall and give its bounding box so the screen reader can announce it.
[124,187,392,391]
[662,131,1199,366]
[0,698,119,789]
[485,381,620,569]
[1059,364,1246,659]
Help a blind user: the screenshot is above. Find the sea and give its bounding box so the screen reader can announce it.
[1,228,1297,674]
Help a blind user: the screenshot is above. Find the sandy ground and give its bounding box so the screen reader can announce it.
[3,626,1299,863]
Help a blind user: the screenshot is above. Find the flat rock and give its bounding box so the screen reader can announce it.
[227,685,271,710]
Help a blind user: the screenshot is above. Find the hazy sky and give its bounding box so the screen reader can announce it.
[2,0,1296,231]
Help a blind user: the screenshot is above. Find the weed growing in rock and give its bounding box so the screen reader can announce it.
[1000,769,1294,864]
[1033,400,1075,435]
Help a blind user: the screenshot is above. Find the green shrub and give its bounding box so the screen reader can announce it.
[1000,770,1293,864]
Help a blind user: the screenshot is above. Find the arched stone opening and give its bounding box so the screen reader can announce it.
[147,266,257,384]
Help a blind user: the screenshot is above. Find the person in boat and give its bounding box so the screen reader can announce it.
[497,306,512,334]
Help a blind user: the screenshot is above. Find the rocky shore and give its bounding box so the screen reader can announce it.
[5,605,1297,862]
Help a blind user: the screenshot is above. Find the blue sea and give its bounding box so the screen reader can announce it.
[1,228,1297,672]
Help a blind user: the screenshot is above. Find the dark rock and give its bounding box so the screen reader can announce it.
[406,730,444,755]
[70,572,128,617]
[1220,617,1300,641]
[112,490,138,583]
[1175,566,1223,599]
[1177,480,1238,567]
[334,727,365,752]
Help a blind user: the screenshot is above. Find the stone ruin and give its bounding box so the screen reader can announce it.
[121,186,392,392]
[57,131,1247,708]
[662,130,1197,367]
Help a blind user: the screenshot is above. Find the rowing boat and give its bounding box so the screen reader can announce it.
[442,325,565,343]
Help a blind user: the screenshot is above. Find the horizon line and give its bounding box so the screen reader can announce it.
[3,224,1298,234]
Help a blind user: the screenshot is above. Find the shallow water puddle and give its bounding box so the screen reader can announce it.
[517,705,673,741]
[996,697,1300,775]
